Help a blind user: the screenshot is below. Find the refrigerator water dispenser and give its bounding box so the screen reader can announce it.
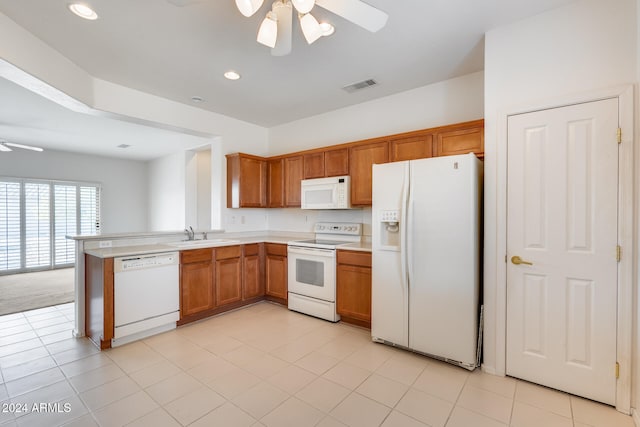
[378,209,400,250]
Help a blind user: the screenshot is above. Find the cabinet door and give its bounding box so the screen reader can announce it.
[435,126,484,157]
[266,255,287,300]
[390,134,433,162]
[303,152,325,179]
[336,263,371,323]
[215,256,242,306]
[349,141,389,206]
[227,154,267,208]
[284,155,303,207]
[268,159,285,208]
[324,148,349,177]
[181,261,213,317]
[243,244,264,300]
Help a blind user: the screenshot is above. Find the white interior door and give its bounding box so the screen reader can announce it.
[506,98,619,405]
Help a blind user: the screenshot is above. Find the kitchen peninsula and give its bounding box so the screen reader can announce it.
[70,231,371,350]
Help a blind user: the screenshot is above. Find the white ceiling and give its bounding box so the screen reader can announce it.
[0,0,577,128]
[0,77,212,161]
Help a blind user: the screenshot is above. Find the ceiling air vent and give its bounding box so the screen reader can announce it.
[342,79,378,93]
[117,144,131,149]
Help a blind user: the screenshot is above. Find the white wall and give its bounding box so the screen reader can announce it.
[268,71,484,155]
[267,72,485,232]
[147,151,187,231]
[483,0,637,407]
[0,149,148,233]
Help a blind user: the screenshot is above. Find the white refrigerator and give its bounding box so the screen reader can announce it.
[371,153,482,370]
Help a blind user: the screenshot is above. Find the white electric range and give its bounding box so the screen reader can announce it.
[287,222,362,322]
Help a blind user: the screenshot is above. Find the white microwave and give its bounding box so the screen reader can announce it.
[301,176,351,209]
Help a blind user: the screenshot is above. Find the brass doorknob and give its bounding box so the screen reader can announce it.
[511,256,533,266]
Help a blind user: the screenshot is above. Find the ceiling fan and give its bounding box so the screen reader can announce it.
[0,141,43,152]
[235,0,388,56]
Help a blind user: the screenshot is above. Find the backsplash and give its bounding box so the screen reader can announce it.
[267,208,372,237]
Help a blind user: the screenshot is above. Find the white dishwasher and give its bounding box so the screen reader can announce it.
[113,252,180,347]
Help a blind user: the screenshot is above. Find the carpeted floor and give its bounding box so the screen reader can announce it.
[0,268,75,316]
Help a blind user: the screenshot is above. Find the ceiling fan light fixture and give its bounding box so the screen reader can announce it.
[5,142,44,152]
[319,22,334,36]
[270,0,292,56]
[291,0,315,14]
[235,0,264,17]
[257,11,278,48]
[68,3,98,20]
[299,13,322,44]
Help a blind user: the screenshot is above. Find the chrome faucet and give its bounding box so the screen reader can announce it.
[184,226,195,241]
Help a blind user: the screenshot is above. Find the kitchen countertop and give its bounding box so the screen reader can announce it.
[84,235,372,258]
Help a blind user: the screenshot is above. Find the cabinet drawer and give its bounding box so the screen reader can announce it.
[181,248,213,264]
[243,243,260,256]
[265,243,287,257]
[337,250,371,267]
[216,245,242,260]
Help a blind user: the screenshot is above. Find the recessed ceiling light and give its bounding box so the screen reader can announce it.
[320,22,335,36]
[224,71,241,81]
[117,144,131,149]
[68,3,98,20]
[190,96,205,103]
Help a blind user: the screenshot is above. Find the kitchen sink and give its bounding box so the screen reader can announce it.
[168,239,240,248]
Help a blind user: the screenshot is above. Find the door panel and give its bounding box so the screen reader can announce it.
[506,98,618,405]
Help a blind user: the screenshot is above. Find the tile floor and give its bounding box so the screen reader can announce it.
[0,301,634,427]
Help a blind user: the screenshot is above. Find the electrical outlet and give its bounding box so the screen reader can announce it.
[99,240,112,248]
[228,215,236,225]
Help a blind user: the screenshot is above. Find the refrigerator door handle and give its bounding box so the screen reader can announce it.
[400,165,410,289]
[406,165,414,286]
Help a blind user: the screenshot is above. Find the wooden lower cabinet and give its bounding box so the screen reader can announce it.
[336,250,372,328]
[85,255,114,349]
[243,244,264,300]
[265,243,288,303]
[181,260,214,316]
[180,249,214,318]
[215,246,242,307]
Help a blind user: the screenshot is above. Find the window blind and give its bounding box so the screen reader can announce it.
[24,182,51,268]
[54,185,77,266]
[0,181,21,271]
[0,179,101,272]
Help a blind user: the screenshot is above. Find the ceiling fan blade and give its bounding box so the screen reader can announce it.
[271,1,293,56]
[316,0,388,32]
[4,142,43,152]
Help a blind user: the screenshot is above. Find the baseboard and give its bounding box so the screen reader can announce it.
[632,408,640,427]
[481,363,498,375]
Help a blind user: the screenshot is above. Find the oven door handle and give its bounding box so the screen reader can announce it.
[287,246,336,257]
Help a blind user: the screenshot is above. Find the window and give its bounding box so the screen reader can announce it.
[0,179,101,273]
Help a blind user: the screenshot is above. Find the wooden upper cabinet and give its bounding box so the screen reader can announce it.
[435,121,484,157]
[268,158,285,208]
[284,155,303,207]
[303,152,325,179]
[324,148,349,177]
[226,153,267,208]
[390,133,434,162]
[349,141,389,206]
